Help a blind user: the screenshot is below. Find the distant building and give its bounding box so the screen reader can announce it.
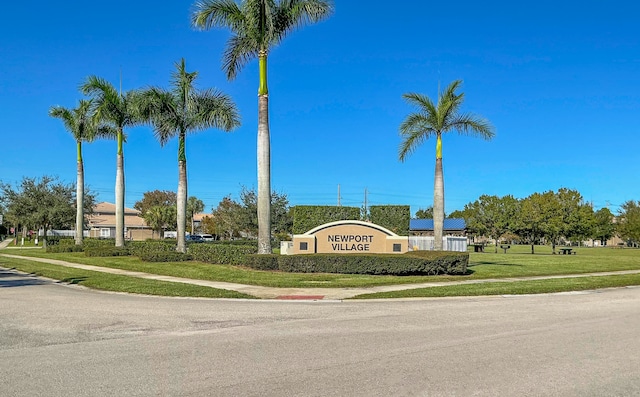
[87,202,152,241]
[409,218,466,236]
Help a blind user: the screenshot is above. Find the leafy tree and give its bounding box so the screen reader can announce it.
[514,192,555,254]
[211,196,244,240]
[399,80,495,250]
[143,205,177,239]
[187,196,206,234]
[135,59,239,253]
[81,76,142,248]
[49,99,115,245]
[592,207,616,246]
[617,200,640,247]
[0,176,96,247]
[134,190,177,215]
[239,186,292,238]
[464,195,519,253]
[415,207,434,219]
[192,0,334,254]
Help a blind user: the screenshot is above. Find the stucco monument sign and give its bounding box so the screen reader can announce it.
[292,220,408,254]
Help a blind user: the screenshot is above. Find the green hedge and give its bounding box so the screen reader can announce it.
[243,251,468,276]
[243,254,280,271]
[46,244,84,253]
[139,251,193,262]
[292,205,361,234]
[369,205,410,235]
[188,244,257,265]
[128,241,176,257]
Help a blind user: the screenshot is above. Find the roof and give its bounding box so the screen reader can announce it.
[93,202,141,216]
[88,202,148,229]
[410,218,466,231]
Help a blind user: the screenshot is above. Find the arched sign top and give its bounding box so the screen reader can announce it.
[303,220,398,237]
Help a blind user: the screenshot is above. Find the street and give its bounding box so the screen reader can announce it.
[2,268,640,396]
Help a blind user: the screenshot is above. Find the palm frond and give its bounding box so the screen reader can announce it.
[398,113,436,162]
[450,113,496,139]
[275,0,334,36]
[191,0,245,30]
[223,34,260,79]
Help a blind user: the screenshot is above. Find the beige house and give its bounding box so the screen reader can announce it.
[87,202,153,241]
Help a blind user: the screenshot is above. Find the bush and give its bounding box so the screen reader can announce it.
[84,247,131,257]
[139,251,193,262]
[83,238,118,250]
[243,251,469,276]
[243,254,280,271]
[128,240,176,257]
[188,244,257,265]
[46,244,84,253]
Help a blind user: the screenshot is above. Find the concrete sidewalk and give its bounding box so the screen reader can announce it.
[2,250,640,300]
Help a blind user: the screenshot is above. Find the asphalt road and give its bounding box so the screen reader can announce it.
[2,268,640,396]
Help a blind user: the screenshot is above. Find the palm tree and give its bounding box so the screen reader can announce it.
[187,196,205,235]
[399,80,495,250]
[81,77,140,248]
[49,100,115,245]
[135,59,240,253]
[191,0,334,254]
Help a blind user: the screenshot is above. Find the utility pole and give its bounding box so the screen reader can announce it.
[337,184,341,207]
[363,188,368,220]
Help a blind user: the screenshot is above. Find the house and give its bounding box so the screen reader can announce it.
[409,218,467,236]
[87,202,153,241]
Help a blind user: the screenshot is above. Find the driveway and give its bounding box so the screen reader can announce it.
[2,269,640,396]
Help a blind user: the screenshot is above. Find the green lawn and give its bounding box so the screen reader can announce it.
[2,243,640,298]
[352,274,640,299]
[0,255,255,299]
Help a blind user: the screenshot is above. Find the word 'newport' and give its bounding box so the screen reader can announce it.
[327,235,375,243]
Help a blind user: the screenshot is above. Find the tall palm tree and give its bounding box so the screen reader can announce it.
[399,80,495,250]
[187,196,205,234]
[49,100,115,245]
[136,59,240,253]
[81,77,140,247]
[192,0,334,254]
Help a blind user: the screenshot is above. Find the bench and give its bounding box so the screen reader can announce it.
[469,243,485,253]
[558,248,575,255]
[500,244,510,253]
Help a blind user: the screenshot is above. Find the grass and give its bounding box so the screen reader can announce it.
[2,242,640,298]
[351,274,640,299]
[0,255,255,299]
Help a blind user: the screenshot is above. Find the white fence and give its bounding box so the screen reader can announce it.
[409,236,468,252]
[38,230,90,237]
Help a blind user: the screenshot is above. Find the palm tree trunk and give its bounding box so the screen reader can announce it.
[75,141,84,246]
[257,52,271,254]
[433,135,444,251]
[115,151,125,247]
[176,159,187,253]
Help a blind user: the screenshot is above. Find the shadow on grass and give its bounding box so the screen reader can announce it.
[469,261,524,267]
[60,276,88,285]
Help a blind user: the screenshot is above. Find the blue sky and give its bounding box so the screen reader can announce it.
[2,1,639,216]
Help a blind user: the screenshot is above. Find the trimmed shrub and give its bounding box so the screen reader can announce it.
[128,240,176,257]
[139,251,193,262]
[243,254,280,271]
[84,247,131,257]
[83,238,118,250]
[292,205,361,234]
[46,244,84,253]
[261,251,468,276]
[188,244,257,265]
[369,205,410,235]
